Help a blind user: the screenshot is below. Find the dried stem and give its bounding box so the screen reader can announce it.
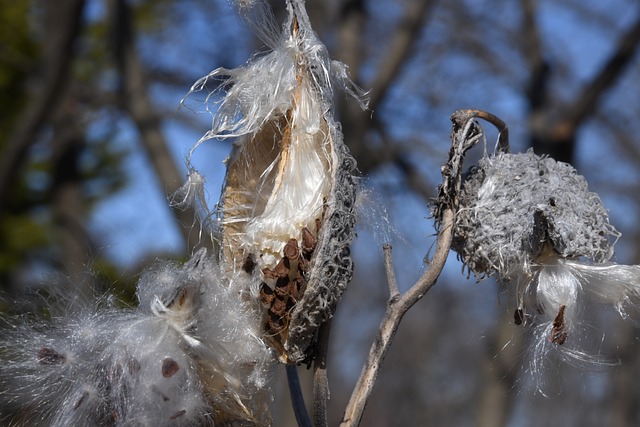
[339,210,454,427]
[339,110,506,426]
[383,243,400,298]
[286,365,312,427]
[312,320,332,427]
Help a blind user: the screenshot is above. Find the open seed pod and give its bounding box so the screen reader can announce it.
[224,117,357,364]
[188,1,367,364]
[453,149,618,281]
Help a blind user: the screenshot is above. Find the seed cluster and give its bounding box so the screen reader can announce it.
[258,226,318,340]
[35,344,191,423]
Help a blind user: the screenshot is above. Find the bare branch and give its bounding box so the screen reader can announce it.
[110,0,210,252]
[383,243,399,298]
[340,109,503,426]
[566,14,640,126]
[367,0,435,112]
[0,0,86,210]
[339,209,454,427]
[531,12,640,162]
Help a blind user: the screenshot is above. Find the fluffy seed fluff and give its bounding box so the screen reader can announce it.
[453,149,640,373]
[0,249,272,426]
[177,0,367,363]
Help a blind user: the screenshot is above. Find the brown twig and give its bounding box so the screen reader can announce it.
[339,210,454,427]
[313,320,332,427]
[383,243,400,298]
[339,110,508,426]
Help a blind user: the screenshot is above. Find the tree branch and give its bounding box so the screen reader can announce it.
[339,209,454,427]
[0,0,86,211]
[566,14,640,126]
[367,0,435,112]
[110,0,210,253]
[340,109,502,426]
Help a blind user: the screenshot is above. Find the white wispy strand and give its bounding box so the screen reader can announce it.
[563,260,640,308]
[0,249,272,425]
[169,167,217,242]
[515,257,640,381]
[182,0,368,153]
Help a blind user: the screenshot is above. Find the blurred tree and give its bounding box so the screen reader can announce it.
[3,0,640,426]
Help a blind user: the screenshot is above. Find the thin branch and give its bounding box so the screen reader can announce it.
[286,365,313,427]
[566,14,640,126]
[312,320,332,427]
[367,0,435,112]
[339,210,454,427]
[339,110,507,426]
[383,244,399,298]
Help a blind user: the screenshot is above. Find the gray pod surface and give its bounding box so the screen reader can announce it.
[453,150,618,281]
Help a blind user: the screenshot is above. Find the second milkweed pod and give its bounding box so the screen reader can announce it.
[184,0,367,364]
[453,149,619,281]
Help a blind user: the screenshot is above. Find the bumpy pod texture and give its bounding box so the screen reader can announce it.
[451,149,640,374]
[454,149,618,280]
[182,0,367,364]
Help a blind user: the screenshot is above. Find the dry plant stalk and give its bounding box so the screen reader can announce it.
[340,110,504,427]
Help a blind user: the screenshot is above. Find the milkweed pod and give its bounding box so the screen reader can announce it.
[196,1,367,364]
[453,149,619,281]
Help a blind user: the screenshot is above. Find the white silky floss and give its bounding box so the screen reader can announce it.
[181,0,367,272]
[453,150,640,373]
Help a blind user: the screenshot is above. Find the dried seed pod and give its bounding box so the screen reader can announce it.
[453,149,619,281]
[192,1,367,363]
[449,146,640,370]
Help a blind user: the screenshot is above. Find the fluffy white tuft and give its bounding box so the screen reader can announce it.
[0,249,273,425]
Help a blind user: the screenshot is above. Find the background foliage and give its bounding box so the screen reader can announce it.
[2,0,640,425]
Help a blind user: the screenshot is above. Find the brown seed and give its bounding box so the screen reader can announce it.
[267,312,285,334]
[262,267,276,280]
[274,277,290,297]
[272,297,287,316]
[273,258,290,278]
[37,347,66,365]
[284,239,300,260]
[550,305,568,345]
[161,357,180,378]
[301,227,317,254]
[170,410,187,420]
[242,255,256,273]
[260,283,275,305]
